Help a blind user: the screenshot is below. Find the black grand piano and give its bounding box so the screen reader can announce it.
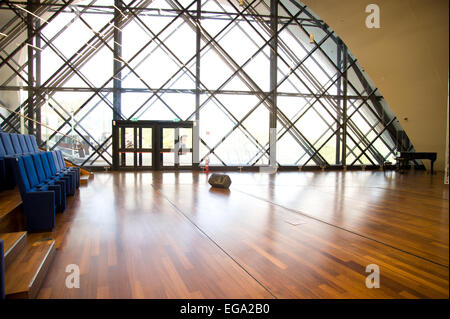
[396,152,437,174]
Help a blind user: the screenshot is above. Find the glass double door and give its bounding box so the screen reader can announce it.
[112,120,193,170]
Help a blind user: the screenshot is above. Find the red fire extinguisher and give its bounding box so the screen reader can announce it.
[205,156,210,174]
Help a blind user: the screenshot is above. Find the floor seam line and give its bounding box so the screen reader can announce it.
[235,188,449,270]
[151,185,278,299]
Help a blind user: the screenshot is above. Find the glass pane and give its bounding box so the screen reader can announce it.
[179,152,192,166]
[162,128,174,149]
[125,153,134,166]
[142,128,152,148]
[163,152,175,166]
[125,128,134,149]
[179,128,192,150]
[142,153,152,166]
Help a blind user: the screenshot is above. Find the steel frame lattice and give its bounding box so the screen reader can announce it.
[0,0,414,169]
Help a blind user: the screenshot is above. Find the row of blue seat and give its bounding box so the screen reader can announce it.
[0,132,40,190]
[12,150,79,231]
[0,131,80,231]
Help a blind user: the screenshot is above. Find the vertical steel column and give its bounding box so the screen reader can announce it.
[35,17,41,143]
[113,0,122,120]
[340,40,348,166]
[335,41,342,164]
[26,0,36,135]
[193,0,201,169]
[269,0,278,168]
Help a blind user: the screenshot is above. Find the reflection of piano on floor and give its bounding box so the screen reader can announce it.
[396,152,437,174]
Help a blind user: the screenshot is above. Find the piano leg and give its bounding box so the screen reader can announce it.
[430,159,435,174]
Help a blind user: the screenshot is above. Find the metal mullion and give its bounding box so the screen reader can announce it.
[42,0,155,143]
[39,92,108,153]
[48,115,111,163]
[274,1,395,163]
[199,137,227,166]
[119,0,268,159]
[292,17,391,145]
[0,0,75,69]
[247,95,315,165]
[346,119,383,165]
[175,0,317,157]
[338,96,391,162]
[169,0,283,112]
[196,29,332,164]
[251,77,359,167]
[0,52,28,86]
[279,0,393,151]
[23,1,322,22]
[38,0,134,91]
[47,0,189,151]
[350,117,397,166]
[84,137,113,166]
[217,0,311,116]
[301,88,379,166]
[293,119,366,166]
[135,13,257,119]
[350,63,406,152]
[252,0,332,82]
[259,3,345,111]
[338,87,396,157]
[207,93,271,162]
[38,37,111,107]
[0,10,23,49]
[45,94,114,159]
[194,0,200,167]
[342,77,398,156]
[349,110,394,159]
[277,1,354,95]
[221,0,344,156]
[74,0,197,122]
[346,123,378,165]
[67,127,112,165]
[1,0,98,87]
[346,108,387,163]
[113,0,122,120]
[39,33,116,111]
[266,56,354,165]
[0,0,54,52]
[0,2,77,130]
[0,48,29,86]
[333,70,400,156]
[124,0,259,121]
[0,101,21,133]
[115,0,195,120]
[0,56,30,87]
[47,14,116,89]
[71,3,198,126]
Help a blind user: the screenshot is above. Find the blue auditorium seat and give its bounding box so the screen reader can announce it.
[0,133,18,189]
[28,135,40,153]
[18,134,32,154]
[24,135,36,153]
[39,152,69,195]
[45,151,75,195]
[10,133,24,155]
[52,151,78,191]
[32,153,67,211]
[23,154,65,213]
[0,137,6,191]
[0,239,4,300]
[55,150,80,188]
[11,156,55,231]
[0,133,18,156]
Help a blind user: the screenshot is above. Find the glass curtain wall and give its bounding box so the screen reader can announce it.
[0,0,413,168]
